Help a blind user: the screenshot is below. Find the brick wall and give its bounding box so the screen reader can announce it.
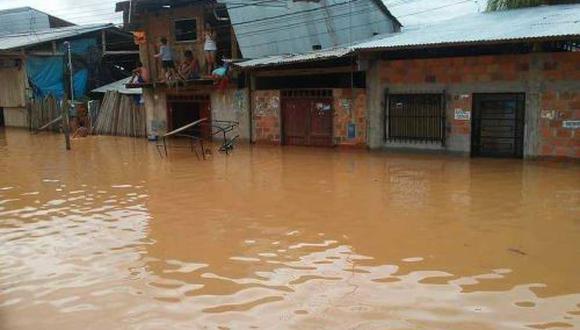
[252,89,368,147]
[378,52,580,158]
[379,54,532,85]
[253,90,281,144]
[539,91,580,158]
[333,89,367,147]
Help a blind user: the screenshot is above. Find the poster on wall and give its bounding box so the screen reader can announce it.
[563,120,580,129]
[454,108,471,121]
[347,123,356,139]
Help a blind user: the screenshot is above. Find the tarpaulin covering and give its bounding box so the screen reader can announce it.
[26,38,95,99]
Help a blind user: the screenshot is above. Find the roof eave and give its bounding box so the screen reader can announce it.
[355,34,580,53]
[0,24,117,51]
[370,0,403,28]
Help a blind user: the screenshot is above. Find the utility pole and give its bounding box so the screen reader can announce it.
[62,41,72,150]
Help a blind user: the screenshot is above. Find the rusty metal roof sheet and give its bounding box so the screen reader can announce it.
[353,4,580,50]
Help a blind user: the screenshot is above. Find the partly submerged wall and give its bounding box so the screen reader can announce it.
[365,52,580,158]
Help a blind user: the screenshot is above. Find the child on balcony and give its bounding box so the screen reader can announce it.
[131,61,149,84]
[178,50,200,81]
[203,23,217,76]
[154,37,175,82]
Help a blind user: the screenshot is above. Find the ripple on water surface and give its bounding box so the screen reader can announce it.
[0,128,579,329]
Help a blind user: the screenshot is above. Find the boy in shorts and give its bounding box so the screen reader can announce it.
[154,37,175,82]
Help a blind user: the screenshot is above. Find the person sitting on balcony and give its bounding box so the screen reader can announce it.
[212,60,230,91]
[154,37,175,82]
[131,61,149,84]
[178,50,200,81]
[203,23,217,76]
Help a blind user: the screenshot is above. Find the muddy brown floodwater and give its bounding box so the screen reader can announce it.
[0,128,579,329]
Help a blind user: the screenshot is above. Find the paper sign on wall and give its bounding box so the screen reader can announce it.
[563,120,580,129]
[347,123,356,139]
[454,108,471,120]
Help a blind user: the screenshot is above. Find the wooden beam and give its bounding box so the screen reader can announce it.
[104,50,140,55]
[252,66,355,77]
[231,26,238,59]
[27,52,65,56]
[102,30,107,53]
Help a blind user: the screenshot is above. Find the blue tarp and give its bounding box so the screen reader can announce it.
[26,38,95,99]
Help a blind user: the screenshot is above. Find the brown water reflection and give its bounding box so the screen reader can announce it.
[0,128,579,329]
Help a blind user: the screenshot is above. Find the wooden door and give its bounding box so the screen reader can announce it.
[308,100,333,146]
[282,99,309,146]
[282,94,333,147]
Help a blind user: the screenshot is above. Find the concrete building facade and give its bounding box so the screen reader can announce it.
[364,52,580,159]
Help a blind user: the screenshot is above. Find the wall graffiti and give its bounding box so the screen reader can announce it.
[255,93,280,116]
[233,90,247,114]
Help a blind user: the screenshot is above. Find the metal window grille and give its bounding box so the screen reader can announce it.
[385,93,446,144]
[281,89,332,98]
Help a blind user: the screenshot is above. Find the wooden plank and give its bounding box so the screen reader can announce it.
[104,50,141,55]
[37,115,63,131]
[163,117,208,138]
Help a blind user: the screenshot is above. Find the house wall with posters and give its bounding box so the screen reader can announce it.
[251,88,367,148]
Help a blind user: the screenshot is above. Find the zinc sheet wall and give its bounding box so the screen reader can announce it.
[0,64,27,108]
[227,0,397,59]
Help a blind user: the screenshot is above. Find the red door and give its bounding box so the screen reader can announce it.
[309,100,333,146]
[282,96,332,147]
[282,99,309,145]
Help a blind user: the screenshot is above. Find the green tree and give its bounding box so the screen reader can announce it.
[486,0,578,11]
[486,0,542,11]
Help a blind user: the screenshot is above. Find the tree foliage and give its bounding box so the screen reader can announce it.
[486,0,546,11]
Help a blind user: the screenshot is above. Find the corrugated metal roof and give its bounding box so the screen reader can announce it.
[234,47,352,69]
[225,0,399,59]
[235,4,580,69]
[0,24,113,51]
[353,4,580,50]
[0,7,51,36]
[92,77,142,95]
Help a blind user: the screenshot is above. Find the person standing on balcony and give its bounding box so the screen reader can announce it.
[154,37,175,82]
[203,23,217,76]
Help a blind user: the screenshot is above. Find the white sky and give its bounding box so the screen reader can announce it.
[0,0,484,27]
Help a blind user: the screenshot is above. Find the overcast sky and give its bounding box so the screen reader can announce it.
[0,0,484,27]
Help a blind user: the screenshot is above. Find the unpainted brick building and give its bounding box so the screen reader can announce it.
[364,52,580,159]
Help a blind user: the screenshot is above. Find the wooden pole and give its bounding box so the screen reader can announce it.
[63,41,73,150]
[62,97,71,150]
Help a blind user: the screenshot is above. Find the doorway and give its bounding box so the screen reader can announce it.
[167,96,211,139]
[0,108,4,127]
[281,89,333,147]
[472,93,525,158]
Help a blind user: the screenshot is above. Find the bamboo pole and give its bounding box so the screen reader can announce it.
[62,98,71,150]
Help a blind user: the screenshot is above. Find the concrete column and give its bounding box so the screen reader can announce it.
[365,59,384,149]
[525,53,543,158]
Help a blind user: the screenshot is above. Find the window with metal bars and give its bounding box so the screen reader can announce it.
[385,93,446,144]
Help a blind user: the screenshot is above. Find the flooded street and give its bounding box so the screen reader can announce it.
[0,128,579,330]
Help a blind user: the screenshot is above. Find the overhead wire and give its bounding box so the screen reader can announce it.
[1,0,475,51]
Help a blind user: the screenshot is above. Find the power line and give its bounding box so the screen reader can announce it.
[2,0,475,52]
